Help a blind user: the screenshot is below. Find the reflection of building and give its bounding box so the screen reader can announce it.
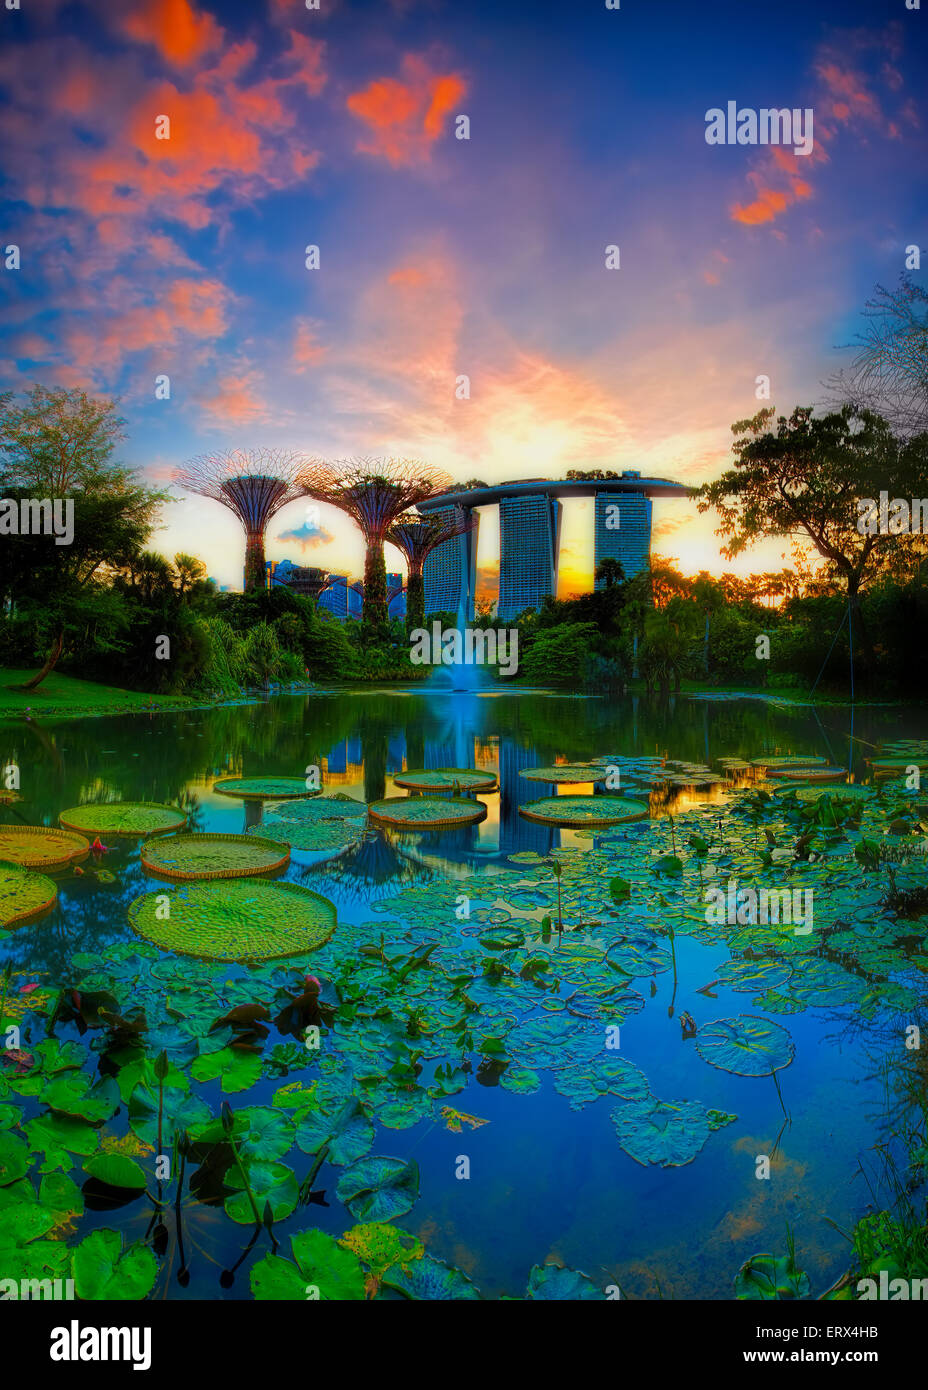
[323,735,364,786]
[497,739,556,857]
[422,506,479,618]
[419,474,691,619]
[317,575,363,621]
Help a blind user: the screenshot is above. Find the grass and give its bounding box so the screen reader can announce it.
[0,668,200,721]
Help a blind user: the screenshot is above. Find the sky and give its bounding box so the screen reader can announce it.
[1,0,925,596]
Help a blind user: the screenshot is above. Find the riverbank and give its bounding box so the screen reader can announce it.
[0,669,315,722]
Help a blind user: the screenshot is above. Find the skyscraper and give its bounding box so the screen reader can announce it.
[594,487,652,585]
[422,505,479,619]
[497,493,561,620]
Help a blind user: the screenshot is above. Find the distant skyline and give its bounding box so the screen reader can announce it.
[1,0,925,595]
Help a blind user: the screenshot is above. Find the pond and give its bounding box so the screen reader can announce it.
[1,686,926,1301]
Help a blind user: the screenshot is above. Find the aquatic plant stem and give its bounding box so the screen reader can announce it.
[299,1141,331,1204]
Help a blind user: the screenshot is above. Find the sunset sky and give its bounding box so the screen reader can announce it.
[1,0,925,596]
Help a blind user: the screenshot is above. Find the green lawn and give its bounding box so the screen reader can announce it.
[0,669,200,720]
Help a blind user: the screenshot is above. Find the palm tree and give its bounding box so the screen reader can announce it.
[173,552,206,601]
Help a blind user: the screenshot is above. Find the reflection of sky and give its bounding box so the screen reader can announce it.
[1,0,925,589]
[1,689,923,1296]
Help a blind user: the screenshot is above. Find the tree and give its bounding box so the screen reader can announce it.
[828,274,928,438]
[173,552,207,601]
[698,405,928,672]
[0,387,168,690]
[594,557,625,589]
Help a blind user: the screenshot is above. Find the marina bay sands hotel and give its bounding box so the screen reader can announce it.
[417,473,692,621]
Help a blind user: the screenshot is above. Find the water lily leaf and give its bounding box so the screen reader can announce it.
[127,1084,210,1145]
[382,1253,481,1300]
[611,1096,711,1167]
[224,1161,299,1225]
[294,1097,373,1166]
[696,1016,795,1077]
[0,1201,55,1247]
[338,1222,424,1279]
[0,1131,30,1186]
[235,1107,295,1163]
[71,1228,158,1299]
[82,1154,148,1191]
[190,1047,263,1093]
[25,1114,99,1174]
[251,1228,366,1300]
[526,1264,604,1299]
[42,1072,120,1124]
[336,1156,420,1222]
[735,1251,810,1300]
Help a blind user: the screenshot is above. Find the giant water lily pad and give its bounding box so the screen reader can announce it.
[0,825,89,869]
[140,832,290,880]
[0,862,57,926]
[213,777,313,800]
[368,797,487,828]
[696,1016,795,1076]
[394,768,497,793]
[128,879,336,960]
[253,795,368,852]
[750,756,827,769]
[59,802,186,837]
[519,796,648,826]
[519,765,607,785]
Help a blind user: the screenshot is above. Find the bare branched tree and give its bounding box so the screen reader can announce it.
[827,274,928,438]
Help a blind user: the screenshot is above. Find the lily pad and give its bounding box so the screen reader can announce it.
[382,1253,481,1300]
[526,1263,604,1299]
[0,825,89,869]
[128,879,337,961]
[71,1228,158,1299]
[213,777,313,800]
[335,1156,420,1222]
[0,863,57,926]
[695,1016,795,1077]
[140,832,290,880]
[59,802,187,837]
[368,797,487,828]
[519,796,648,827]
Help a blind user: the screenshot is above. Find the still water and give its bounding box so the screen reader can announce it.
[2,687,924,1299]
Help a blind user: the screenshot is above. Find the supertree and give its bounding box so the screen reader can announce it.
[174,449,313,591]
[387,507,477,631]
[302,457,452,629]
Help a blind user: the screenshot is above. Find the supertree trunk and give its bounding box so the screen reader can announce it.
[406,568,425,633]
[363,540,388,631]
[244,532,267,592]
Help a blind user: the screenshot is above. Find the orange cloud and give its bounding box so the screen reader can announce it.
[197,366,268,426]
[120,0,223,67]
[292,320,327,371]
[347,55,466,166]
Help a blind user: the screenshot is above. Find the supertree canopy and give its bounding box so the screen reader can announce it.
[302,457,452,629]
[174,449,313,591]
[387,507,477,631]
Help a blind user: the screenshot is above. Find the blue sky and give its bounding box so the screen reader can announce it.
[1,0,925,590]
